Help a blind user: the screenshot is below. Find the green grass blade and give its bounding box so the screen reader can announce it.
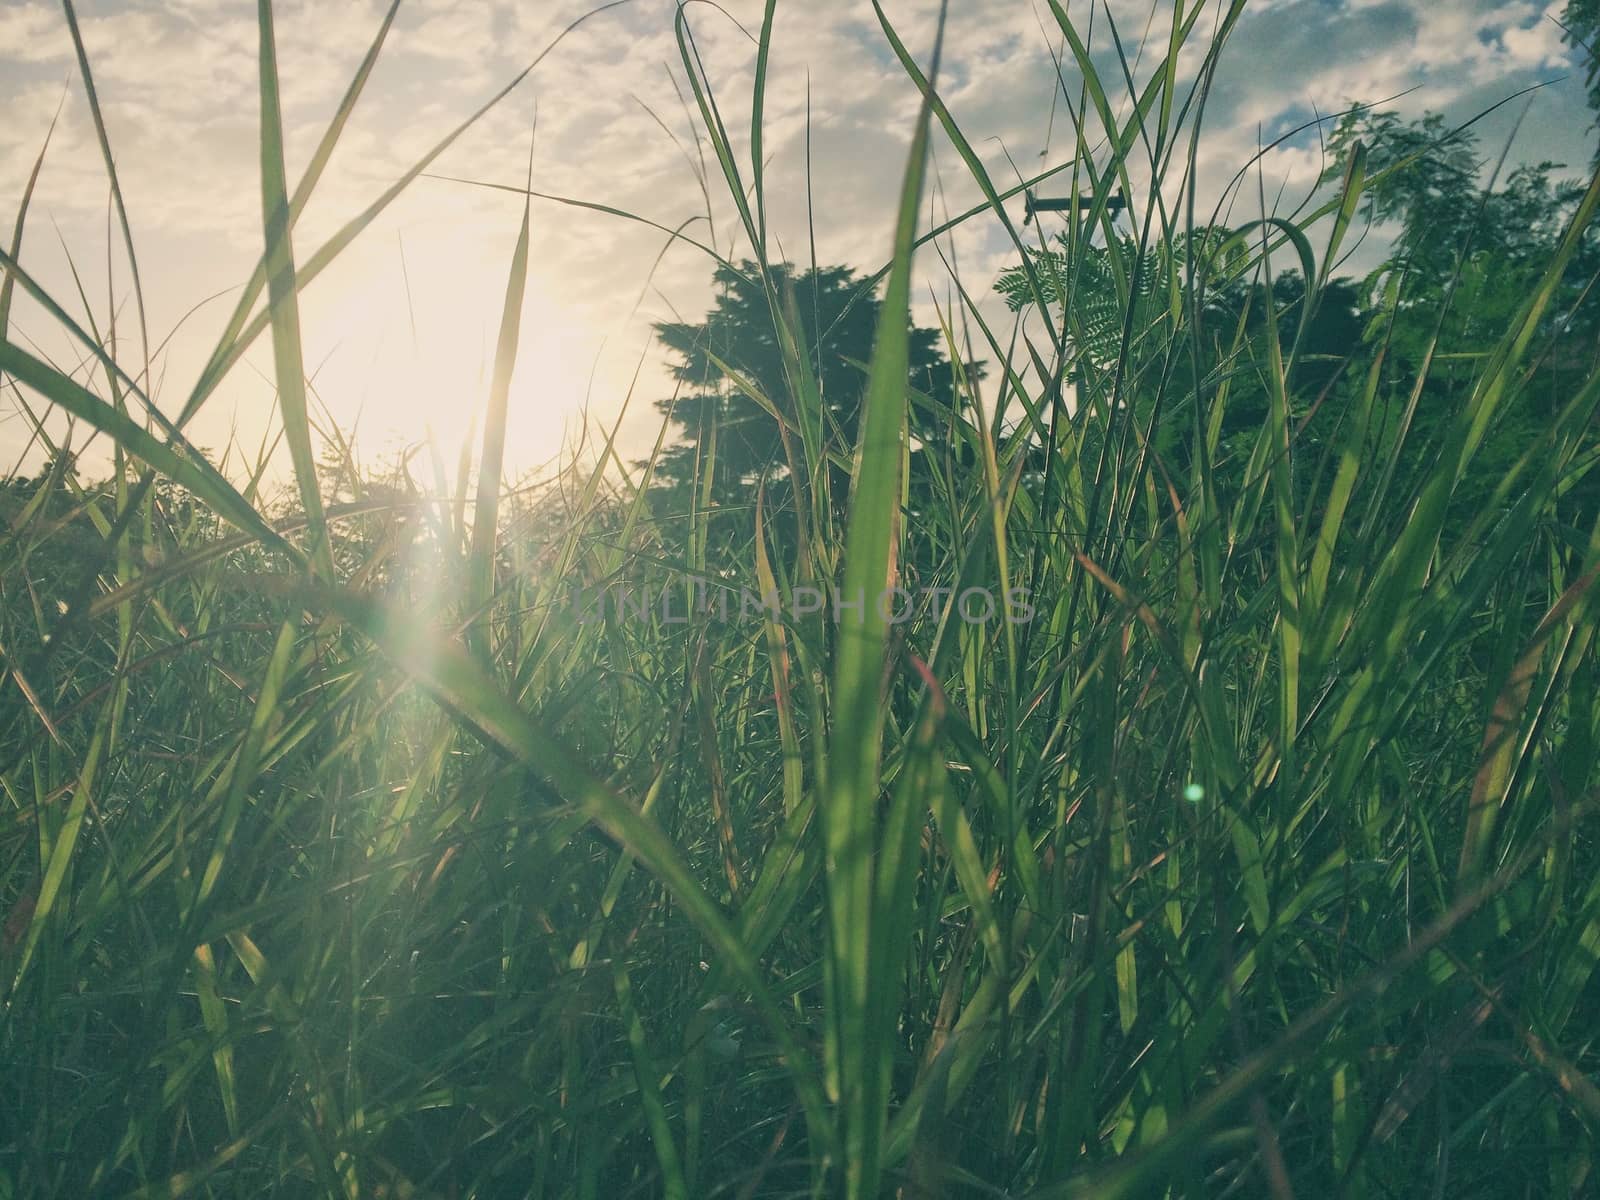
[466,125,535,658]
[186,0,402,424]
[256,0,333,580]
[822,5,945,1194]
[0,85,64,359]
[61,0,149,368]
[0,339,287,552]
[5,720,105,997]
[614,962,689,1200]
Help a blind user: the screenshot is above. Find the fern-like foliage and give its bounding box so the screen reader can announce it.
[994,228,1239,371]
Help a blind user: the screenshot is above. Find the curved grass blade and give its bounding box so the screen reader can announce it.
[0,339,288,553]
[256,0,333,579]
[0,83,65,360]
[2,719,106,1000]
[466,118,536,658]
[186,0,402,422]
[61,0,149,369]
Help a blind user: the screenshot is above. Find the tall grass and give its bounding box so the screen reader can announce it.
[3,1,1599,1197]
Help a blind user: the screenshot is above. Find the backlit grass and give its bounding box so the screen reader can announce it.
[2,1,1598,1196]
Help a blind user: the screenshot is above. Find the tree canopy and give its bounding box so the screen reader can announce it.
[1564,0,1600,152]
[649,261,970,507]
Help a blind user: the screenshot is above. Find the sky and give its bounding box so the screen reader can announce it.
[0,0,1592,491]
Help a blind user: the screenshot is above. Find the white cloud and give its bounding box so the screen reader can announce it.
[0,2,71,65]
[1500,2,1571,70]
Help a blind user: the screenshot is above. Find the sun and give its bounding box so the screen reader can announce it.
[293,240,609,485]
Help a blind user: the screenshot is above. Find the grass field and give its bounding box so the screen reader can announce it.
[2,1,1599,1196]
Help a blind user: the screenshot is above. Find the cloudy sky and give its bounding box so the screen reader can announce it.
[0,0,1591,487]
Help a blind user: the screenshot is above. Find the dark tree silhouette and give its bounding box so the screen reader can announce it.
[1563,0,1600,154]
[649,261,972,507]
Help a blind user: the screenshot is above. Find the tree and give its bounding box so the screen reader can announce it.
[1322,107,1591,311]
[1320,105,1600,521]
[994,228,1234,374]
[649,261,970,508]
[994,227,1367,495]
[1563,0,1600,153]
